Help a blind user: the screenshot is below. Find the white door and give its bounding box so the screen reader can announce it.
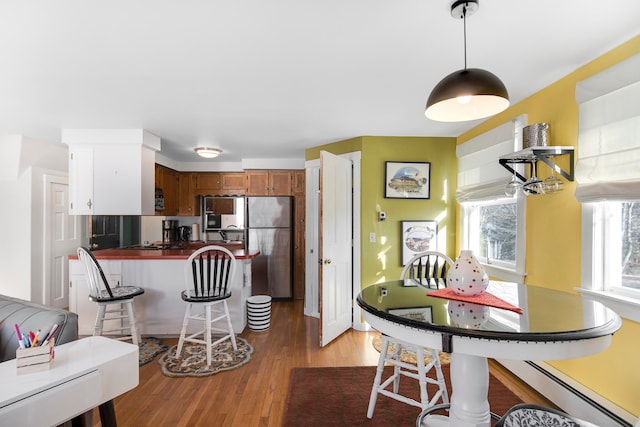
[319,151,353,347]
[45,176,82,309]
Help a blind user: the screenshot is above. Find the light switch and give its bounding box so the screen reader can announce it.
[369,232,376,243]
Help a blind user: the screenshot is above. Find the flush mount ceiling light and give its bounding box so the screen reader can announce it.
[425,0,509,122]
[194,147,222,158]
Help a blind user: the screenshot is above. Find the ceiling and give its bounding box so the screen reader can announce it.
[1,1,639,164]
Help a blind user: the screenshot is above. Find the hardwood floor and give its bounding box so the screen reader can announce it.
[104,300,554,426]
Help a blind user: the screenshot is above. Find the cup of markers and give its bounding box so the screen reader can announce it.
[14,323,59,349]
[14,323,59,374]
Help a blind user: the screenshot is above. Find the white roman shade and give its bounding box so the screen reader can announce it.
[456,114,526,202]
[575,53,640,203]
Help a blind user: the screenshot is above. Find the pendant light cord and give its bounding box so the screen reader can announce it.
[462,4,468,69]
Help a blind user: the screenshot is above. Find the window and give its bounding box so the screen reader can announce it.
[478,201,517,265]
[581,202,640,322]
[587,201,640,296]
[457,115,527,283]
[461,196,525,283]
[576,53,640,322]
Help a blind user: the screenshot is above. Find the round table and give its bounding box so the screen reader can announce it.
[356,280,622,427]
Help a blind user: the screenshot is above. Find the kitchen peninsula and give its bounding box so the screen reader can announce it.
[69,243,260,336]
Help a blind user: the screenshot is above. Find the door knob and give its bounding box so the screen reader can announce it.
[323,259,332,264]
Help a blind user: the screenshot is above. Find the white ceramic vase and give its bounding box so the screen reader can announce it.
[447,250,489,296]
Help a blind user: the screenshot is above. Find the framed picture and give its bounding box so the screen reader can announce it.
[388,306,433,323]
[401,220,437,265]
[384,161,430,199]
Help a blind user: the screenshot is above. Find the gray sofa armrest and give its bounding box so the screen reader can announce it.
[0,294,79,363]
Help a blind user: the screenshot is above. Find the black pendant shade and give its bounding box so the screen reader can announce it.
[425,67,510,122]
[425,0,509,122]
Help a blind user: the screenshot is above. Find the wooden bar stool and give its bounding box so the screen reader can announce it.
[76,247,144,345]
[367,251,453,418]
[176,245,237,367]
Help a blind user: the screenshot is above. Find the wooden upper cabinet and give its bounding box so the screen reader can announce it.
[177,172,198,216]
[220,173,246,194]
[155,164,178,216]
[246,170,293,196]
[194,172,245,196]
[271,171,293,195]
[166,169,302,203]
[155,163,162,187]
[194,173,222,192]
[246,170,270,195]
[292,170,305,196]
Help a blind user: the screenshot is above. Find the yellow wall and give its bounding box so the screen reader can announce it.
[359,136,457,287]
[305,34,640,416]
[307,135,457,287]
[457,35,640,415]
[305,137,363,160]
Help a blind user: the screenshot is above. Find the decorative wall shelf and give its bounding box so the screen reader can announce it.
[499,146,575,183]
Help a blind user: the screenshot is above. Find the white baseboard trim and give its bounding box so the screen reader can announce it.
[497,359,637,426]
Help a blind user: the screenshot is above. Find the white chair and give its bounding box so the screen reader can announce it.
[401,250,453,289]
[494,403,599,427]
[367,251,453,418]
[76,247,144,345]
[176,245,237,367]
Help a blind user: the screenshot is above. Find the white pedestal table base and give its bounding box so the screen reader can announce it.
[422,353,491,427]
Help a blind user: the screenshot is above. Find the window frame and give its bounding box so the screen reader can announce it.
[579,202,640,322]
[460,194,527,283]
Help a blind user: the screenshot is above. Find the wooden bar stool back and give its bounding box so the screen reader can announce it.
[176,245,238,367]
[76,247,144,346]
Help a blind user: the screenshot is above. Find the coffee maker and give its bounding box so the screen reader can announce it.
[176,226,191,242]
[162,220,177,243]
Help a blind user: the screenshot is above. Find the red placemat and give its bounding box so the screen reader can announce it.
[428,288,523,314]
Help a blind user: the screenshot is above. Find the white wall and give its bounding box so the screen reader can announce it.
[141,216,165,244]
[0,173,32,299]
[0,136,69,303]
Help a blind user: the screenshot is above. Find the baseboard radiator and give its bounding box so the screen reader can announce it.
[497,359,636,426]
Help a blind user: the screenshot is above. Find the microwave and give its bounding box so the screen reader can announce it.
[204,213,222,231]
[201,196,246,231]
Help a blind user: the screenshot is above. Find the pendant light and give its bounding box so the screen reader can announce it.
[425,0,509,122]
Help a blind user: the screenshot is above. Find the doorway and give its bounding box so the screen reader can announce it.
[44,174,82,309]
[304,151,363,342]
[90,215,141,249]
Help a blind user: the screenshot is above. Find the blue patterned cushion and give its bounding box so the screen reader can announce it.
[499,404,598,427]
[95,286,144,301]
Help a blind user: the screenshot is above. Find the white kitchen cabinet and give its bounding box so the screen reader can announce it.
[69,259,122,336]
[63,129,160,215]
[68,147,94,215]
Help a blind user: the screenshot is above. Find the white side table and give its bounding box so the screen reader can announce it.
[0,336,138,427]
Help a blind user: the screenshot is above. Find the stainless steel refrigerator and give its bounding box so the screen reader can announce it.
[247,196,293,298]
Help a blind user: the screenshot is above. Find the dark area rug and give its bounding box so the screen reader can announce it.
[158,337,253,377]
[282,365,522,427]
[138,337,168,366]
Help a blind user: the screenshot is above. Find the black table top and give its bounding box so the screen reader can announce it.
[357,280,622,343]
